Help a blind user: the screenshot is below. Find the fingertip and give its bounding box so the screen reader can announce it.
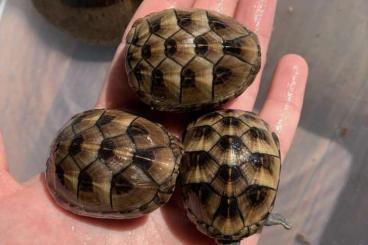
[270,54,309,103]
[267,55,309,108]
[289,54,308,68]
[277,54,309,76]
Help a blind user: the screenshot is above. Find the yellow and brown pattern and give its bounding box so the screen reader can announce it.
[180,110,281,243]
[125,9,261,111]
[46,109,182,219]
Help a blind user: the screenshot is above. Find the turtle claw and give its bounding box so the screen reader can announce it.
[265,213,292,230]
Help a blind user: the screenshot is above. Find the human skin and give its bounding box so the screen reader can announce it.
[0,0,308,244]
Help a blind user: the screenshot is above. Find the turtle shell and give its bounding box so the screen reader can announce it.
[180,110,281,243]
[46,109,182,219]
[125,9,261,111]
[33,0,142,45]
[62,0,122,7]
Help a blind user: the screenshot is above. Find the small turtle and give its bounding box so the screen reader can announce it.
[125,9,261,111]
[180,110,290,245]
[33,0,142,45]
[46,109,182,218]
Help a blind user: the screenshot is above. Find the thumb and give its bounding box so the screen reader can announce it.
[0,132,21,198]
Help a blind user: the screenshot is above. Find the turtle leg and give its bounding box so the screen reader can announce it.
[264,213,292,230]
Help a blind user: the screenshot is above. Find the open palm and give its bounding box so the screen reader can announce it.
[0,0,308,244]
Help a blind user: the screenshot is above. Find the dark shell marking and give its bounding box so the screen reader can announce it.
[125,9,261,111]
[46,109,183,219]
[180,110,281,242]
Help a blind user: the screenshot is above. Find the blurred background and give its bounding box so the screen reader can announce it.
[0,0,367,244]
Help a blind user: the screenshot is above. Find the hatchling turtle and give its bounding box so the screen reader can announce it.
[46,109,182,218]
[180,110,291,244]
[33,0,142,45]
[125,9,261,111]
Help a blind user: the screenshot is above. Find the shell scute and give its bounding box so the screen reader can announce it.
[152,58,182,101]
[165,30,195,65]
[148,9,180,38]
[175,9,210,36]
[141,34,166,67]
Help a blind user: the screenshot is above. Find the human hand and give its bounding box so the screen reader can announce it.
[0,0,308,244]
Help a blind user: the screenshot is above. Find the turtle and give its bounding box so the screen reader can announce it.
[46,109,183,219]
[125,9,261,111]
[180,110,291,245]
[32,0,142,45]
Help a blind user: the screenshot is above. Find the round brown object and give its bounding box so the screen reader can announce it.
[33,0,142,45]
[46,109,182,219]
[125,9,261,111]
[180,110,290,244]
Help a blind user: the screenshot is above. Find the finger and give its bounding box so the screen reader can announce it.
[96,0,195,108]
[260,54,308,159]
[236,0,277,41]
[241,233,260,244]
[193,0,240,16]
[0,132,8,172]
[0,132,22,198]
[228,0,278,111]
